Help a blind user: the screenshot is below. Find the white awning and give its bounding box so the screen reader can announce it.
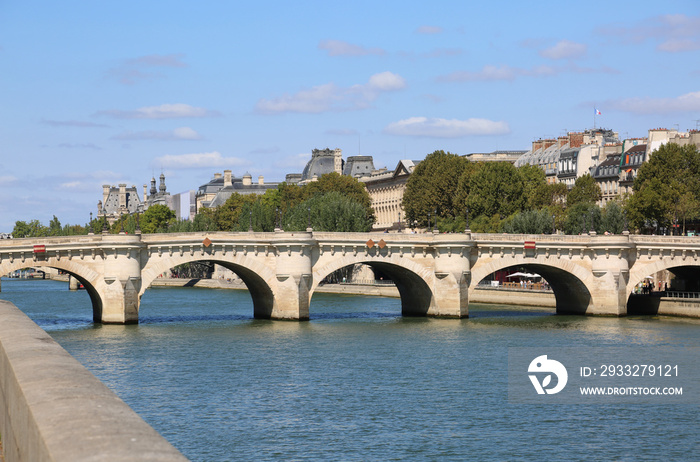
[506,272,541,278]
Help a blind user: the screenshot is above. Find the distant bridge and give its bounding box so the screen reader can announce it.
[1,231,699,323]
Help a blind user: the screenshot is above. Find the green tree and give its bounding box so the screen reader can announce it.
[469,214,504,233]
[235,199,276,232]
[564,203,602,235]
[466,162,525,219]
[141,205,176,233]
[304,172,372,209]
[403,151,471,226]
[48,215,62,236]
[674,189,700,234]
[205,193,259,231]
[517,165,548,210]
[530,182,568,211]
[503,209,554,234]
[600,201,625,234]
[12,219,48,238]
[567,174,602,206]
[284,191,372,232]
[627,143,700,232]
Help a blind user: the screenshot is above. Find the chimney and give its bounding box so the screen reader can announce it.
[258,175,264,185]
[118,184,127,211]
[543,139,556,150]
[532,140,544,152]
[224,170,232,188]
[557,136,568,148]
[143,184,148,201]
[334,148,343,174]
[242,173,252,186]
[214,172,222,179]
[569,132,584,148]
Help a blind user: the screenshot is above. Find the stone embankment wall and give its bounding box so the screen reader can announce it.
[0,300,188,462]
[151,278,557,307]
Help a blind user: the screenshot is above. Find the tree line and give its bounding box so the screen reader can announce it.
[403,143,700,235]
[11,172,374,237]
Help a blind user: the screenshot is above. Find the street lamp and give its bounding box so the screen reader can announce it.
[465,208,470,233]
[88,212,94,235]
[307,206,311,231]
[398,212,401,232]
[434,208,437,232]
[427,212,431,233]
[249,210,253,232]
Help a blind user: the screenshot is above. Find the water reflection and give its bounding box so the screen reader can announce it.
[2,277,700,461]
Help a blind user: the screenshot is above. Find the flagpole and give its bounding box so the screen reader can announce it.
[593,106,598,130]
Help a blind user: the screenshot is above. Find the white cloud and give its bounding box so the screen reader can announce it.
[606,91,700,114]
[439,65,517,82]
[112,127,202,141]
[0,175,18,185]
[539,40,587,60]
[657,38,700,53]
[59,181,82,190]
[95,103,220,119]
[438,63,617,82]
[255,72,406,114]
[57,142,102,150]
[383,117,510,138]
[367,71,406,91]
[255,83,340,114]
[416,26,443,35]
[151,151,249,169]
[318,40,385,56]
[107,53,188,85]
[598,14,700,53]
[41,119,109,128]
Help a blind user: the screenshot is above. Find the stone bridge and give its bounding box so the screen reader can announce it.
[1,231,699,323]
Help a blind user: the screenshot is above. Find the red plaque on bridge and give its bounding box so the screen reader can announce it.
[524,241,536,250]
[202,237,212,247]
[378,239,387,249]
[366,239,375,248]
[33,245,46,253]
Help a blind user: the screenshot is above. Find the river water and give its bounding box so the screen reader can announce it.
[2,278,699,461]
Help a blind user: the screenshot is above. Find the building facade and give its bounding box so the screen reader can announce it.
[360,160,418,230]
[195,170,278,211]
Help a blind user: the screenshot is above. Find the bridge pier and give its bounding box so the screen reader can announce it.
[585,240,632,316]
[427,243,471,318]
[269,236,313,320]
[96,235,143,324]
[69,274,79,290]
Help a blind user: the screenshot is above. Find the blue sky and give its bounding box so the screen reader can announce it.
[1,0,699,231]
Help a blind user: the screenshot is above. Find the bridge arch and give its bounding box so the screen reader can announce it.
[311,255,435,316]
[469,258,593,314]
[140,254,277,318]
[0,259,104,321]
[628,258,700,295]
